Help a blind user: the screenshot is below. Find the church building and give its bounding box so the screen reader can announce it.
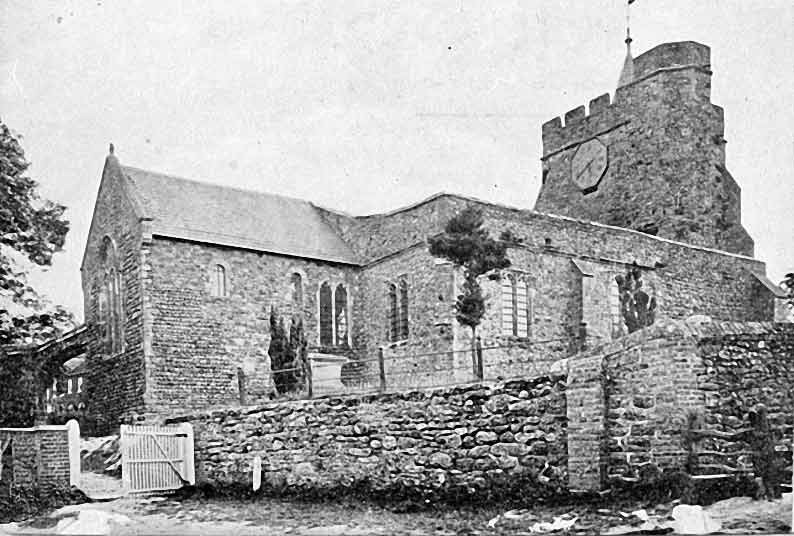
[80,41,783,432]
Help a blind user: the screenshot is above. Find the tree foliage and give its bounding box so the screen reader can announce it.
[268,308,308,395]
[615,263,657,333]
[0,119,71,345]
[428,207,511,338]
[0,346,60,427]
[782,272,794,309]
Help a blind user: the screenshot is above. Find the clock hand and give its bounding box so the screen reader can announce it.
[576,159,594,180]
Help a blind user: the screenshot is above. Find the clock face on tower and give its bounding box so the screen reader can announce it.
[570,138,608,194]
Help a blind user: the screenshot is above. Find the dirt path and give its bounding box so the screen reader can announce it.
[2,493,791,535]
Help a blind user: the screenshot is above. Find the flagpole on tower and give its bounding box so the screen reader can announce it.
[626,0,633,49]
[617,0,636,89]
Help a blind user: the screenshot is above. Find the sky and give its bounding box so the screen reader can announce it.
[1,0,792,322]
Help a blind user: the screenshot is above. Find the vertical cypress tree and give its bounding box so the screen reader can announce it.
[289,316,309,391]
[428,206,511,362]
[268,307,290,394]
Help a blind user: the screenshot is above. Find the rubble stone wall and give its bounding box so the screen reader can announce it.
[165,376,568,499]
[566,319,794,490]
[695,324,794,474]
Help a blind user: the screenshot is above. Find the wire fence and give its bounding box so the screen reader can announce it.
[268,336,572,399]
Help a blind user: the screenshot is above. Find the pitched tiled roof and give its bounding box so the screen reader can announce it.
[121,166,359,264]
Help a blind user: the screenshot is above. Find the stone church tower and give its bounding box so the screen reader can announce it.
[535,41,753,256]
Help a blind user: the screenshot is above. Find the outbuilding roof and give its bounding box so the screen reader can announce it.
[121,166,360,265]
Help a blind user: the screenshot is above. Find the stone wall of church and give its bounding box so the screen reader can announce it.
[323,193,773,391]
[333,195,772,325]
[354,246,457,390]
[81,157,148,434]
[143,238,360,415]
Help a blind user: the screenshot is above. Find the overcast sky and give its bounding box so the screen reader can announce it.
[1,0,792,321]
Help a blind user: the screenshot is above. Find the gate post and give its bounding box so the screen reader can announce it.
[120,424,131,492]
[66,419,80,487]
[181,423,195,485]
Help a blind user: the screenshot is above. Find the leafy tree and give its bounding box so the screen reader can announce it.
[1,118,71,346]
[782,273,794,309]
[0,119,71,426]
[428,206,511,364]
[615,263,657,333]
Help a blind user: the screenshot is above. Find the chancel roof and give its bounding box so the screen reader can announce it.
[121,166,359,265]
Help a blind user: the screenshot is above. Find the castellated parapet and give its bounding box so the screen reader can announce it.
[535,41,753,257]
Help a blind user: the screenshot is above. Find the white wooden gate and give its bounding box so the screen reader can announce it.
[120,423,195,494]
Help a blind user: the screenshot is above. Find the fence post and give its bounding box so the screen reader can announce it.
[305,356,313,399]
[378,347,386,393]
[475,336,484,381]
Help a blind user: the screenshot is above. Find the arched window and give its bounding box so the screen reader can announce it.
[211,264,227,297]
[387,283,398,342]
[99,237,124,354]
[386,280,409,343]
[319,282,333,346]
[290,273,303,306]
[501,272,532,338]
[399,279,409,340]
[335,284,348,346]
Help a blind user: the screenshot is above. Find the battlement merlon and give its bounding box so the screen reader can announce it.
[541,42,714,156]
